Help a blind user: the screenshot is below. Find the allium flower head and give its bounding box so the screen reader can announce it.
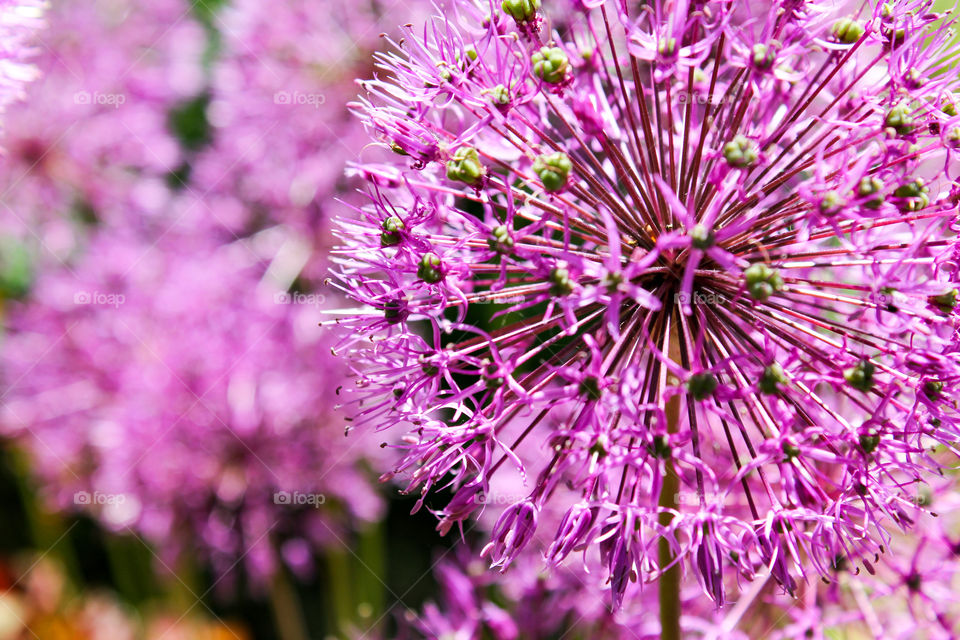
[335,0,960,605]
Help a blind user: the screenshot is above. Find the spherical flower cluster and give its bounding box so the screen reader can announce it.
[0,0,205,260]
[335,0,960,606]
[1,230,382,585]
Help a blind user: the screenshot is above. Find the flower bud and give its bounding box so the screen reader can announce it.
[831,18,864,44]
[532,46,569,85]
[686,372,718,400]
[722,135,759,168]
[751,43,776,70]
[929,289,957,314]
[844,359,876,392]
[380,216,405,246]
[417,252,443,283]
[533,151,572,192]
[857,176,884,209]
[691,224,715,249]
[885,104,914,135]
[446,146,485,185]
[501,0,539,24]
[744,263,783,301]
[923,380,943,400]
[549,265,574,295]
[819,190,845,216]
[759,363,788,394]
[487,225,515,253]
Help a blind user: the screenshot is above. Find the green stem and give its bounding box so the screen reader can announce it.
[269,568,310,640]
[658,318,682,640]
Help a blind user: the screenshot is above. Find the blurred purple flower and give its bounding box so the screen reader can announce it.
[1,229,383,586]
[0,0,205,258]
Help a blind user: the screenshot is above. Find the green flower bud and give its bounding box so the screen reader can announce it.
[893,178,929,211]
[488,224,515,253]
[831,18,864,44]
[941,94,957,117]
[782,440,801,460]
[580,376,602,399]
[0,236,33,300]
[417,252,443,284]
[893,178,926,199]
[859,430,881,454]
[533,151,572,192]
[929,289,958,314]
[744,263,784,301]
[482,359,505,391]
[501,0,539,24]
[532,46,569,85]
[722,135,759,168]
[380,216,405,247]
[759,363,788,395]
[923,380,943,400]
[819,190,845,216]
[751,43,777,70]
[549,266,574,296]
[844,359,876,392]
[691,224,715,250]
[489,84,511,106]
[648,434,671,459]
[885,104,914,135]
[687,372,719,401]
[857,176,884,209]
[446,147,485,185]
[658,37,677,57]
[384,299,403,323]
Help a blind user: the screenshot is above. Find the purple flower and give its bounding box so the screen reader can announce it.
[0,0,204,257]
[1,230,383,587]
[335,0,960,604]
